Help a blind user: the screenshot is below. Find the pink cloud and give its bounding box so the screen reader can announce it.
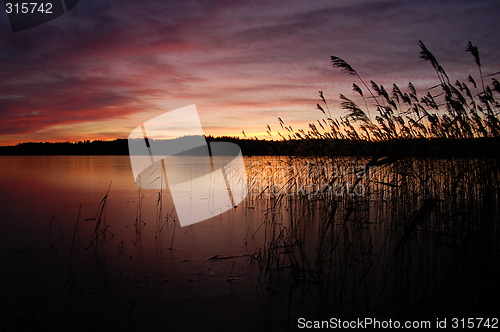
[0,0,499,145]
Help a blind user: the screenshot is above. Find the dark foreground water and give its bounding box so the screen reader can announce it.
[0,156,499,331]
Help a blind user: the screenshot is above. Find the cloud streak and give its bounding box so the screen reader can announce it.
[0,0,499,144]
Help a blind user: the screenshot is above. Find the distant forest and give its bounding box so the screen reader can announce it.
[0,136,499,158]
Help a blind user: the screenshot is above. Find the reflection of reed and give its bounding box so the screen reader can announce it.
[134,176,146,243]
[249,156,500,318]
[134,170,177,249]
[87,181,113,248]
[164,208,177,251]
[49,215,63,253]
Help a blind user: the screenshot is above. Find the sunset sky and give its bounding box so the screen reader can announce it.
[0,0,499,145]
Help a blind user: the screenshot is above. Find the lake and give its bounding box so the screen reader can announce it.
[0,155,499,330]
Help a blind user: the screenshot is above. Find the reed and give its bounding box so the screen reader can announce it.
[87,181,113,248]
[249,42,500,319]
[279,41,499,146]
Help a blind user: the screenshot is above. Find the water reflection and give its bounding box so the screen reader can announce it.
[0,155,498,329]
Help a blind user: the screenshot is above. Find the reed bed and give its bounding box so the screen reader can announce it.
[286,41,500,143]
[248,42,500,319]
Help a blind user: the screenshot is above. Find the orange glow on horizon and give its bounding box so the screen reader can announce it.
[0,131,296,147]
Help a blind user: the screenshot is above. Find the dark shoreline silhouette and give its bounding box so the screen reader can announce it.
[0,136,499,158]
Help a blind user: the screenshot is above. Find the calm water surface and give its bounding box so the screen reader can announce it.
[0,156,281,331]
[1,155,499,330]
